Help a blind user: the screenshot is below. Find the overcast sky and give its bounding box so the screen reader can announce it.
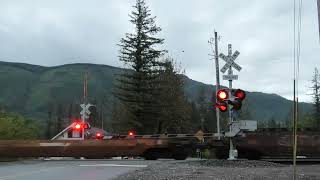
[0,0,319,102]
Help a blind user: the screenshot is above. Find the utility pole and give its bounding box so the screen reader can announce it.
[214,31,221,140]
[318,0,320,41]
[81,72,88,140]
[209,31,221,139]
[293,80,298,180]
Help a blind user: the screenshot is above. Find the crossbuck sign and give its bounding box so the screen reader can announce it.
[219,44,242,80]
[80,104,92,115]
[80,103,94,120]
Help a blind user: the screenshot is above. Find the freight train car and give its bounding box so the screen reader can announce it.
[214,128,320,159]
[0,135,204,160]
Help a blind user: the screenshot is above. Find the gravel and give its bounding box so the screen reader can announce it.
[186,159,286,168]
[113,160,320,180]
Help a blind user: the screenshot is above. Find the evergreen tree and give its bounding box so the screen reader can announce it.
[156,59,192,133]
[88,99,98,127]
[55,104,63,134]
[115,0,165,134]
[190,102,201,130]
[46,104,53,139]
[267,116,278,128]
[197,86,207,130]
[67,103,73,122]
[284,108,293,129]
[311,68,320,129]
[111,101,131,133]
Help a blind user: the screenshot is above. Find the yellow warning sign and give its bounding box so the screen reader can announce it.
[195,130,204,142]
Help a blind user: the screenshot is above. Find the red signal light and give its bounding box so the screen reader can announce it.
[95,132,103,139]
[220,104,227,111]
[217,89,228,101]
[215,102,228,112]
[234,89,246,100]
[83,123,89,129]
[128,131,135,136]
[75,123,81,129]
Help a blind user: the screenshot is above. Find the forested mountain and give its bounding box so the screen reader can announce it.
[0,61,313,134]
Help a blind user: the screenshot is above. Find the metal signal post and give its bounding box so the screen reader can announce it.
[219,44,242,160]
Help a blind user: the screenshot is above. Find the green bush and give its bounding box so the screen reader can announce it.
[0,111,39,139]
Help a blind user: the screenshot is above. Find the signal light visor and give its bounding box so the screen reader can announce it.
[234,89,246,100]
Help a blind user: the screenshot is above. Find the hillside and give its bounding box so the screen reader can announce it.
[0,61,313,126]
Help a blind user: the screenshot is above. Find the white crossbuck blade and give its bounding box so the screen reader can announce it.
[80,104,92,115]
[219,50,241,73]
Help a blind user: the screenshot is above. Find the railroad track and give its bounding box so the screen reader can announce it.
[261,158,320,164]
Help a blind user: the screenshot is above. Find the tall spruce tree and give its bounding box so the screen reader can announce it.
[311,67,320,129]
[115,0,165,134]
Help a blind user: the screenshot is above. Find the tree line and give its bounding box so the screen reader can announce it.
[0,106,39,139]
[258,67,320,129]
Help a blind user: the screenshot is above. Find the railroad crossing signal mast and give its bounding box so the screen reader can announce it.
[216,44,256,160]
[219,44,242,160]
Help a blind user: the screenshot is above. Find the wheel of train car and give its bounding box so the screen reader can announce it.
[246,151,261,160]
[214,148,228,159]
[238,149,261,160]
[143,151,158,160]
[172,153,188,160]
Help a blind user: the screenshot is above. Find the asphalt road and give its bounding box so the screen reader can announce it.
[0,159,162,180]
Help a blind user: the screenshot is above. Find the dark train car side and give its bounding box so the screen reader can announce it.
[233,129,320,159]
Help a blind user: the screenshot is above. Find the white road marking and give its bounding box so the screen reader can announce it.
[78,164,147,168]
[0,166,65,180]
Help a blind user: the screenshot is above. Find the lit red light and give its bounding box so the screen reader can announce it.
[128,131,135,136]
[75,124,81,129]
[220,105,227,111]
[234,89,246,100]
[83,123,89,129]
[215,102,228,112]
[217,89,228,101]
[95,132,103,139]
